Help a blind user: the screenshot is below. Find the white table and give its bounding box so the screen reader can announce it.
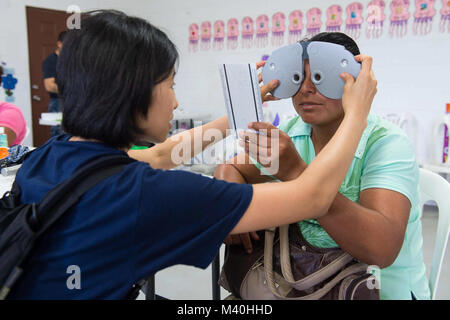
[39,119,61,126]
[39,112,62,126]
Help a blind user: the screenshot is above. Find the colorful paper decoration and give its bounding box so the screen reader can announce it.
[227,18,239,50]
[413,0,436,35]
[366,0,386,38]
[256,15,269,48]
[200,21,212,51]
[188,23,199,53]
[1,68,18,103]
[241,16,254,49]
[271,12,286,47]
[439,0,450,32]
[326,5,344,32]
[186,1,446,54]
[288,10,303,44]
[345,2,364,39]
[389,0,410,37]
[306,7,323,38]
[213,20,225,51]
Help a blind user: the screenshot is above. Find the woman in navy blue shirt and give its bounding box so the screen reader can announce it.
[9,10,377,299]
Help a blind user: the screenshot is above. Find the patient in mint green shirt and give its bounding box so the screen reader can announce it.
[214,32,430,300]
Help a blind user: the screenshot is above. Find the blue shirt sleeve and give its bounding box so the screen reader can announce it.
[42,53,57,79]
[132,168,253,280]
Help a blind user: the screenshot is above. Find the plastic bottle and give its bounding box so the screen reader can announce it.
[0,127,9,160]
[444,103,450,164]
[0,127,8,148]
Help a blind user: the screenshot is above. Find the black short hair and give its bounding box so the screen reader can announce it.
[302,32,360,56]
[57,31,67,43]
[0,65,3,86]
[57,10,179,148]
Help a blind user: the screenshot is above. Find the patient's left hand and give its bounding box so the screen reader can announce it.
[239,122,306,181]
[255,61,280,103]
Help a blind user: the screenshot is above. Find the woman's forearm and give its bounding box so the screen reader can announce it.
[214,162,247,184]
[129,63,280,169]
[129,115,229,169]
[232,114,367,234]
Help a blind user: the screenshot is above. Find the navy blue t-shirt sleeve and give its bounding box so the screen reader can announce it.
[133,168,253,280]
[42,53,57,79]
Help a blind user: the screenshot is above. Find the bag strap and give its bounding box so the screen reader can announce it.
[279,224,295,281]
[2,149,35,200]
[278,225,354,291]
[30,154,136,235]
[264,226,364,300]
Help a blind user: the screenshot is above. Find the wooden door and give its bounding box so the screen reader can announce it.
[26,6,68,147]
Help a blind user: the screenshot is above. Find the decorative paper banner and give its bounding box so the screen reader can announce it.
[345,2,364,39]
[271,12,286,47]
[306,7,323,38]
[213,20,225,51]
[188,23,199,52]
[187,1,447,53]
[389,0,410,38]
[439,0,450,33]
[255,15,269,48]
[200,21,212,51]
[326,5,343,32]
[288,10,303,44]
[227,18,239,50]
[366,0,386,39]
[241,16,254,49]
[413,0,436,35]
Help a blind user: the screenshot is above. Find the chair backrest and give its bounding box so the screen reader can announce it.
[379,112,418,154]
[418,168,450,299]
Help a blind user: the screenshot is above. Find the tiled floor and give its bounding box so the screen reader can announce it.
[138,205,450,300]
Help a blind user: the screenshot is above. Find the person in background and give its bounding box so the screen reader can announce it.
[0,66,27,146]
[42,30,66,137]
[214,32,430,300]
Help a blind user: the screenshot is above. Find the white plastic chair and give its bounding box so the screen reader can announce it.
[418,168,450,299]
[379,112,418,155]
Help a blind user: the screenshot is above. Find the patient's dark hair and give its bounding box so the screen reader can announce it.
[57,10,179,148]
[302,32,360,56]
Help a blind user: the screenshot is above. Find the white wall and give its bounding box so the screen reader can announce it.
[0,0,145,146]
[1,0,449,164]
[139,0,450,165]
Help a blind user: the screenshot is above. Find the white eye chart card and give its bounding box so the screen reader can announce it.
[219,64,264,138]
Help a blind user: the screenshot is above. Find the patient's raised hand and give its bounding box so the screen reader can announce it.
[239,122,306,181]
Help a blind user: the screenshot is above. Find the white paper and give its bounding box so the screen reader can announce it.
[219,64,264,137]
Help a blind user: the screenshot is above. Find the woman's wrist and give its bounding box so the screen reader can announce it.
[342,112,367,132]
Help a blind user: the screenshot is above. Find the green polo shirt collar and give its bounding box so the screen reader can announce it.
[284,115,376,160]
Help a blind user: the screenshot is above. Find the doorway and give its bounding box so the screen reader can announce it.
[26,6,68,147]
